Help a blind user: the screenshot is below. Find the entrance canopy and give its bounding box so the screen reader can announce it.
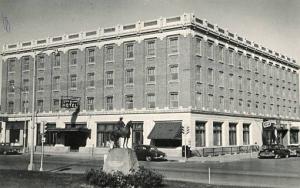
[147,121,182,140]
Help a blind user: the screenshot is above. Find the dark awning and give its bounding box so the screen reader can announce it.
[290,127,300,131]
[46,127,91,134]
[147,121,182,140]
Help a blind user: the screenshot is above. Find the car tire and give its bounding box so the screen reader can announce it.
[285,154,289,158]
[146,156,152,161]
[275,154,280,159]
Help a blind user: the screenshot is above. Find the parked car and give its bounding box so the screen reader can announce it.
[258,144,290,159]
[287,145,300,157]
[0,143,22,155]
[134,145,166,161]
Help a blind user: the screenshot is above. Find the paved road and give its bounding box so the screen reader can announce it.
[0,153,300,187]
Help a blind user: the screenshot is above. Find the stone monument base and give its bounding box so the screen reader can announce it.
[103,148,139,175]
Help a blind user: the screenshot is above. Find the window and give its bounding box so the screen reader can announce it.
[147,93,155,109]
[195,121,206,147]
[196,66,203,83]
[246,55,251,71]
[219,96,224,110]
[229,74,234,89]
[196,38,202,55]
[87,97,94,111]
[53,76,60,90]
[22,100,29,113]
[213,122,222,146]
[88,49,95,63]
[23,57,29,71]
[238,76,243,91]
[8,101,14,114]
[126,43,134,58]
[132,122,144,146]
[37,100,43,112]
[105,96,113,110]
[254,58,259,72]
[170,65,179,81]
[146,40,155,56]
[229,97,234,111]
[125,95,133,110]
[125,69,134,84]
[196,92,203,108]
[168,37,178,54]
[208,68,214,85]
[70,74,77,89]
[37,77,44,91]
[70,51,77,65]
[237,52,243,68]
[87,73,95,87]
[218,71,224,87]
[218,45,224,62]
[229,123,237,145]
[53,99,60,112]
[8,80,15,93]
[97,123,116,147]
[243,124,250,145]
[8,59,15,72]
[105,45,114,62]
[228,49,234,65]
[290,130,299,144]
[106,71,114,86]
[169,92,179,108]
[207,42,214,59]
[208,94,213,109]
[146,67,155,82]
[54,53,60,67]
[23,79,29,92]
[247,78,251,92]
[38,56,45,69]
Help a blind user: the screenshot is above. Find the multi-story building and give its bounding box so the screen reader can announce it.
[0,13,299,155]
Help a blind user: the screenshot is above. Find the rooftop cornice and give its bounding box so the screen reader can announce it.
[1,13,297,68]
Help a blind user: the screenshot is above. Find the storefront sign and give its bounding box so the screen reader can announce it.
[262,121,272,128]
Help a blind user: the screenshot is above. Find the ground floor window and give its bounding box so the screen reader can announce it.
[229,123,237,145]
[213,122,222,146]
[132,122,143,146]
[290,130,299,144]
[45,123,56,146]
[195,121,206,147]
[10,129,20,144]
[97,123,116,147]
[243,124,250,145]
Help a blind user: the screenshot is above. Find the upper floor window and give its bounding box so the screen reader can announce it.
[87,97,94,111]
[170,65,179,81]
[146,40,155,56]
[70,51,77,65]
[125,95,134,110]
[105,45,114,62]
[106,71,114,86]
[125,43,134,59]
[246,55,251,71]
[146,67,155,83]
[37,100,44,113]
[23,79,29,92]
[228,49,234,66]
[22,99,29,113]
[70,74,77,88]
[147,93,156,109]
[196,38,202,56]
[8,80,15,93]
[8,101,14,114]
[105,96,113,110]
[87,72,95,87]
[168,36,178,54]
[54,53,60,67]
[207,42,214,59]
[23,57,30,71]
[218,71,224,87]
[8,59,15,72]
[218,45,224,62]
[53,76,60,90]
[53,99,60,112]
[229,74,234,89]
[169,92,179,108]
[238,76,243,91]
[207,68,214,85]
[37,55,45,69]
[237,52,243,68]
[88,49,95,63]
[125,69,134,84]
[37,77,44,91]
[196,66,203,83]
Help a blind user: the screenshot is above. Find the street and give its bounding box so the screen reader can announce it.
[0,153,300,187]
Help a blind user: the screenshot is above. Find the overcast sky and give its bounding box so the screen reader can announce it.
[0,0,299,100]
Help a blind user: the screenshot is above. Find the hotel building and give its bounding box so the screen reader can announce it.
[0,13,299,156]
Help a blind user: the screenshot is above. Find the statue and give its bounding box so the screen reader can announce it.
[110,120,132,148]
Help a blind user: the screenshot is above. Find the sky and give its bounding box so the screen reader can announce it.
[0,0,299,99]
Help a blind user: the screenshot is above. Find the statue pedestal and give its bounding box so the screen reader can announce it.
[103,148,139,175]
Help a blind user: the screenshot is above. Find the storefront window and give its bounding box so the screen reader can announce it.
[132,122,143,146]
[229,123,237,145]
[97,123,116,147]
[243,124,250,145]
[290,130,299,144]
[195,121,206,147]
[213,122,222,146]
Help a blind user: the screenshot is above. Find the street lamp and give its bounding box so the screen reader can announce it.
[28,49,59,171]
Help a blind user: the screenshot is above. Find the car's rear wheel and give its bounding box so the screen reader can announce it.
[145,156,152,161]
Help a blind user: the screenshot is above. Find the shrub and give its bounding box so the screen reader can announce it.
[85,166,163,188]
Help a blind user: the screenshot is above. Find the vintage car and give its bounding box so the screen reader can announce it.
[0,143,22,155]
[258,144,290,159]
[287,145,300,157]
[134,145,166,161]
